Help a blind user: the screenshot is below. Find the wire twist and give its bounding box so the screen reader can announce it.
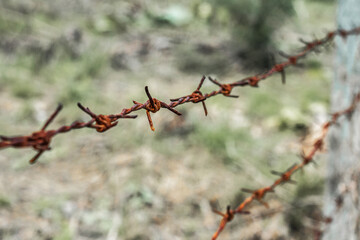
[210,93,360,240]
[1,25,360,239]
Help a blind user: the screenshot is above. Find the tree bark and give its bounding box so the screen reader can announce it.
[323,0,360,239]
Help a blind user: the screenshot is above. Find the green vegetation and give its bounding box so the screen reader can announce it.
[0,0,335,239]
[211,0,294,70]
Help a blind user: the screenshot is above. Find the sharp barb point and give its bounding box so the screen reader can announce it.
[145,86,155,108]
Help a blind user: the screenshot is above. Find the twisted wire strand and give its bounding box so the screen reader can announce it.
[210,93,360,240]
[0,26,360,239]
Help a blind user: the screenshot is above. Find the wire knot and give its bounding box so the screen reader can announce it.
[190,90,206,103]
[170,76,208,115]
[77,103,119,133]
[248,76,260,87]
[208,77,238,98]
[211,205,249,240]
[0,104,64,164]
[30,131,52,151]
[139,86,181,131]
[219,84,233,96]
[144,98,162,113]
[93,114,117,132]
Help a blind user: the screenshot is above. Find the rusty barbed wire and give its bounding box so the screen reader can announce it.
[0,24,359,240]
[170,75,208,116]
[1,26,359,164]
[210,93,360,240]
[0,104,96,164]
[77,103,137,132]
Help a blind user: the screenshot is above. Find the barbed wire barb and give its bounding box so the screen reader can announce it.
[170,75,208,115]
[1,25,360,240]
[210,92,360,240]
[0,104,63,164]
[2,26,359,163]
[211,205,250,240]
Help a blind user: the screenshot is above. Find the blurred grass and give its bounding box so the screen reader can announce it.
[0,0,335,239]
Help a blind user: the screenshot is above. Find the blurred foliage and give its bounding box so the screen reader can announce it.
[307,0,334,2]
[191,121,253,164]
[0,0,336,239]
[0,196,11,209]
[175,44,231,75]
[0,13,30,34]
[207,0,294,70]
[247,92,283,118]
[295,176,324,199]
[147,4,193,27]
[285,202,322,238]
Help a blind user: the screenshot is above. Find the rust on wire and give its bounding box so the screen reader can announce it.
[77,103,137,133]
[0,104,62,164]
[210,93,360,240]
[1,25,360,239]
[133,86,182,131]
[0,104,94,164]
[0,26,359,163]
[211,205,250,240]
[208,76,239,98]
[171,75,208,116]
[241,187,274,208]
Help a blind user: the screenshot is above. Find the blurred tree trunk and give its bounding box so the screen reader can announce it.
[323,1,360,239]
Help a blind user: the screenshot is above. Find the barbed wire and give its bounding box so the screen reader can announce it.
[210,93,360,240]
[1,26,359,165]
[1,25,360,239]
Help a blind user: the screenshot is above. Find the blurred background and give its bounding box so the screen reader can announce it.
[0,0,336,239]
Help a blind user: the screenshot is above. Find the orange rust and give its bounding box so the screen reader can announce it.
[211,92,360,239]
[0,25,360,239]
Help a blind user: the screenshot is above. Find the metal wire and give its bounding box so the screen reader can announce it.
[1,26,360,239]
